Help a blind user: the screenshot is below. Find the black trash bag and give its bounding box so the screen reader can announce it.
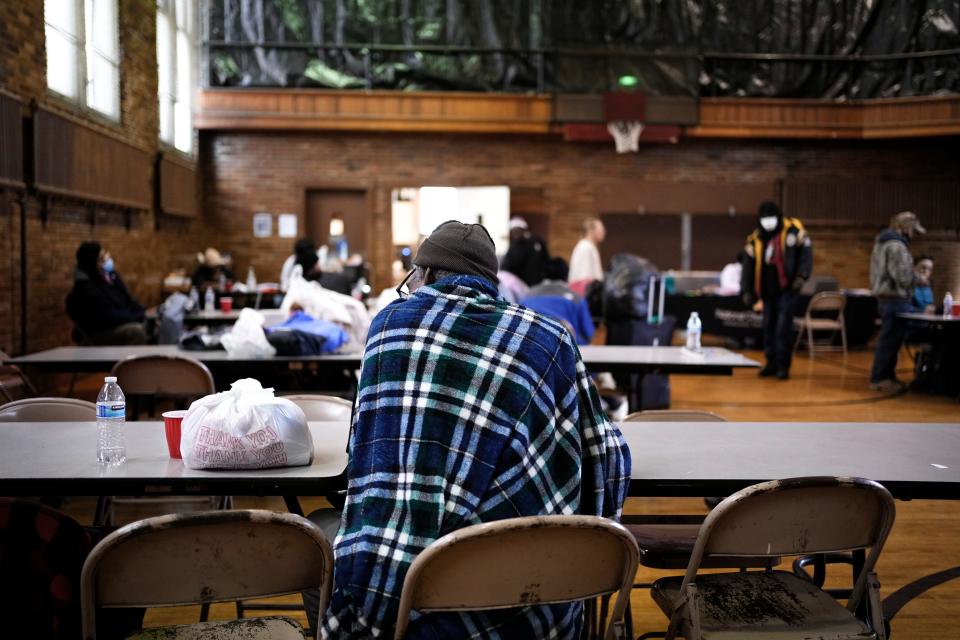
[178,330,225,351]
[603,253,659,321]
[266,328,328,356]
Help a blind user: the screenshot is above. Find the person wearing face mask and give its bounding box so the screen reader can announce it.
[740,201,813,379]
[66,241,147,345]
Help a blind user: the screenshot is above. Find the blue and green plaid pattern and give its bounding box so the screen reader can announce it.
[320,275,631,639]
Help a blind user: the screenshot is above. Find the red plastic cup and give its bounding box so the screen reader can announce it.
[219,296,233,312]
[953,305,960,318]
[162,410,188,459]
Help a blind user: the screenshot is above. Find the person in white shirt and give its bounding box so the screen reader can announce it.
[568,218,606,284]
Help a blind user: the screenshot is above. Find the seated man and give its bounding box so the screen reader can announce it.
[912,255,935,314]
[65,242,146,345]
[191,247,234,289]
[315,221,631,639]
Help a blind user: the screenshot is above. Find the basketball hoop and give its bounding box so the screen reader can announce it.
[607,120,644,153]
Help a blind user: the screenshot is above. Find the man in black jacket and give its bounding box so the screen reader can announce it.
[740,202,813,379]
[501,217,549,286]
[66,242,147,345]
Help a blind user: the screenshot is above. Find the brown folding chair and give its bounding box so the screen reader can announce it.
[618,410,768,639]
[1,498,94,640]
[652,476,894,640]
[107,355,220,525]
[0,349,38,402]
[110,354,215,419]
[393,515,638,640]
[80,510,334,640]
[794,291,847,356]
[623,409,726,423]
[0,397,96,421]
[283,393,353,421]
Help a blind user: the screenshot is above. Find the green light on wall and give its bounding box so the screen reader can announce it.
[618,75,639,88]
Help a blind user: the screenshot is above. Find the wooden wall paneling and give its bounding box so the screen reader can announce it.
[0,90,25,189]
[783,180,960,228]
[690,95,960,139]
[196,89,554,133]
[158,152,198,218]
[198,90,960,139]
[33,106,152,209]
[596,181,778,217]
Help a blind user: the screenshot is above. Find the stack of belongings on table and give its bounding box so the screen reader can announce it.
[265,310,348,356]
[521,275,594,347]
[280,275,371,352]
[604,253,674,410]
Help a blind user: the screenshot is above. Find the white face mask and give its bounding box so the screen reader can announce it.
[759,216,778,232]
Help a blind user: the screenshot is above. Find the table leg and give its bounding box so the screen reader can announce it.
[94,495,110,526]
[283,495,304,516]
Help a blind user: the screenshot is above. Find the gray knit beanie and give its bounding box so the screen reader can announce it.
[413,220,499,285]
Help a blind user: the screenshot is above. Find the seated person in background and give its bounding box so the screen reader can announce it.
[501,216,549,286]
[66,242,146,345]
[912,255,935,314]
[315,221,630,639]
[716,253,744,295]
[280,237,326,291]
[191,247,233,289]
[523,257,595,345]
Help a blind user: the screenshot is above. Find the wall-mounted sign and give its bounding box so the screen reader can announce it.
[278,213,298,238]
[253,212,272,238]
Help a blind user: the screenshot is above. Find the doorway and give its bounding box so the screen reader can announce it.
[305,189,369,258]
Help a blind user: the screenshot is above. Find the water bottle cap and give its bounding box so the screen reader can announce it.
[104,376,117,382]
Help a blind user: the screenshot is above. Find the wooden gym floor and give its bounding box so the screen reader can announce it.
[57,347,959,638]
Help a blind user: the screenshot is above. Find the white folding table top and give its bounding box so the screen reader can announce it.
[1,420,956,499]
[0,421,349,494]
[7,344,758,372]
[579,345,758,369]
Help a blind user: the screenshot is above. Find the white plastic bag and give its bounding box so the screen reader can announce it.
[180,379,314,469]
[221,308,276,358]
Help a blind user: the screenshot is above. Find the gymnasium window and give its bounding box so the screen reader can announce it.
[157,0,197,154]
[44,0,121,120]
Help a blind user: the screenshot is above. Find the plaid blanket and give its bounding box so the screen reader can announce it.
[319,275,631,639]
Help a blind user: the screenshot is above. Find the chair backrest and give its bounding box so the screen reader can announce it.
[623,409,726,422]
[0,349,38,402]
[1,498,93,640]
[394,515,639,640]
[81,509,334,640]
[0,397,97,422]
[110,355,215,397]
[284,394,353,421]
[807,291,846,315]
[682,476,895,611]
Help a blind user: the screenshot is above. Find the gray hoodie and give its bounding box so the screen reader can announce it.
[870,229,914,299]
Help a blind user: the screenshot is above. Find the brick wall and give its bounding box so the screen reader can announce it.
[202,132,960,301]
[0,0,207,354]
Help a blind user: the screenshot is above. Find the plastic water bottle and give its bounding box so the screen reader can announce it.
[246,265,257,291]
[204,286,215,312]
[686,311,702,352]
[945,292,954,318]
[96,376,126,466]
[188,286,200,311]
